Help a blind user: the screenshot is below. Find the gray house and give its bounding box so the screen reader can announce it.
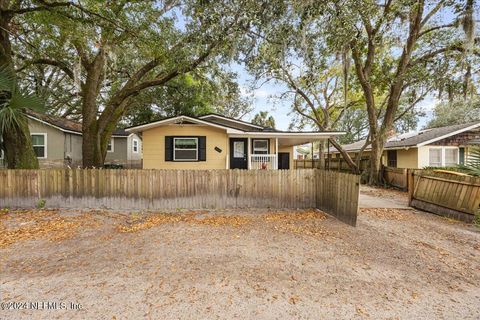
[0,111,142,168]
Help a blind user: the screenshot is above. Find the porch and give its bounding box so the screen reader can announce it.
[228,132,341,170]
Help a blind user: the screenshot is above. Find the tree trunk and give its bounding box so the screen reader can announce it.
[0,9,40,169]
[318,140,326,169]
[2,120,39,169]
[80,50,106,168]
[368,135,384,185]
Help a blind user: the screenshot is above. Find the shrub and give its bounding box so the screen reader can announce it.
[36,199,46,209]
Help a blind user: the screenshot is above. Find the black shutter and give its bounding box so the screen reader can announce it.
[198,136,206,161]
[165,136,173,161]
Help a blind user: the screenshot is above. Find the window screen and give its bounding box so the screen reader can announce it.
[444,149,458,166]
[174,138,198,161]
[253,139,268,154]
[31,134,46,158]
[429,148,442,167]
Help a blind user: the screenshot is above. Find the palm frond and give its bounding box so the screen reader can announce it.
[0,64,44,134]
[9,90,45,112]
[0,106,22,133]
[0,64,16,92]
[464,147,480,176]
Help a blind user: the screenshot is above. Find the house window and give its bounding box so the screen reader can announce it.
[233,141,245,158]
[252,139,269,154]
[444,148,458,166]
[133,139,139,153]
[428,148,442,167]
[387,150,397,167]
[31,134,47,158]
[173,137,198,161]
[107,138,114,152]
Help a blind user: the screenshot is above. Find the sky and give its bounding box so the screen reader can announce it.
[232,61,437,132]
[168,2,457,134]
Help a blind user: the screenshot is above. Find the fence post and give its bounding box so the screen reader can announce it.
[407,169,414,206]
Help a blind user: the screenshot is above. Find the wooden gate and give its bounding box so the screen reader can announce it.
[408,171,480,222]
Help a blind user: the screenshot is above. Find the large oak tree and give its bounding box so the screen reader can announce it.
[16,0,283,167]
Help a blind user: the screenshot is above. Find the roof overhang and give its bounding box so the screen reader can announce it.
[27,115,82,135]
[199,114,264,130]
[229,131,346,147]
[416,122,480,146]
[125,115,244,134]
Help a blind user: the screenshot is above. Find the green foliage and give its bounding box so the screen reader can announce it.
[36,199,46,209]
[123,71,250,126]
[474,212,480,228]
[464,147,480,176]
[0,66,44,134]
[427,99,480,128]
[252,111,275,129]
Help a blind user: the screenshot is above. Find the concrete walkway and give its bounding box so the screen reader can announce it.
[359,185,411,209]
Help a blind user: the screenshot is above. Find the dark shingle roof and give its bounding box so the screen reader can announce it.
[199,113,278,132]
[27,110,129,137]
[333,122,480,152]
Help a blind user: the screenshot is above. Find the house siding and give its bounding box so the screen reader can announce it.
[142,124,228,169]
[127,134,143,161]
[396,148,418,168]
[26,117,141,168]
[105,137,128,163]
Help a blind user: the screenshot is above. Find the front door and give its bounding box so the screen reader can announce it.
[230,138,248,169]
[278,152,290,169]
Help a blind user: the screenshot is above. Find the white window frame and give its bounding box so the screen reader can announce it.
[252,139,269,154]
[173,137,198,161]
[31,133,47,159]
[429,146,459,167]
[107,138,114,153]
[443,147,459,167]
[132,138,139,153]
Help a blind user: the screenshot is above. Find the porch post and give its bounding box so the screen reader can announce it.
[226,138,229,169]
[275,137,278,169]
[247,137,251,170]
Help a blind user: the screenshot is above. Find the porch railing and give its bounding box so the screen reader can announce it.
[249,154,277,169]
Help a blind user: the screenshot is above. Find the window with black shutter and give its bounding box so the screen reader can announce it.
[165,136,206,161]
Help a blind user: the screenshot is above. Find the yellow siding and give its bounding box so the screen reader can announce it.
[142,125,228,169]
[396,148,418,168]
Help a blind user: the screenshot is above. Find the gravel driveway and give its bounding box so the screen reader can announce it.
[1,190,479,320]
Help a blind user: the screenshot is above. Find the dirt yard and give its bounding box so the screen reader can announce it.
[1,189,479,319]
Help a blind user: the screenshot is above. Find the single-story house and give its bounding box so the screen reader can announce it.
[0,111,142,168]
[329,122,480,169]
[125,114,344,170]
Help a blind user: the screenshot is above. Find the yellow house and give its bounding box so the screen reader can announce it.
[126,114,344,170]
[329,122,480,169]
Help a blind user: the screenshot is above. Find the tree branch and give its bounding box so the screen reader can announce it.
[16,58,74,80]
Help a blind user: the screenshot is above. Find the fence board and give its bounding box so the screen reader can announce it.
[0,169,360,226]
[409,170,480,222]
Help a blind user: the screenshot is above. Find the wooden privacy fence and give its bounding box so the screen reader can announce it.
[383,166,409,190]
[408,171,480,222]
[316,170,359,226]
[294,158,369,172]
[0,169,360,226]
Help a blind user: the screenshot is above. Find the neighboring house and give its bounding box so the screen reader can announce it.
[0,111,142,168]
[126,114,344,170]
[329,122,480,169]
